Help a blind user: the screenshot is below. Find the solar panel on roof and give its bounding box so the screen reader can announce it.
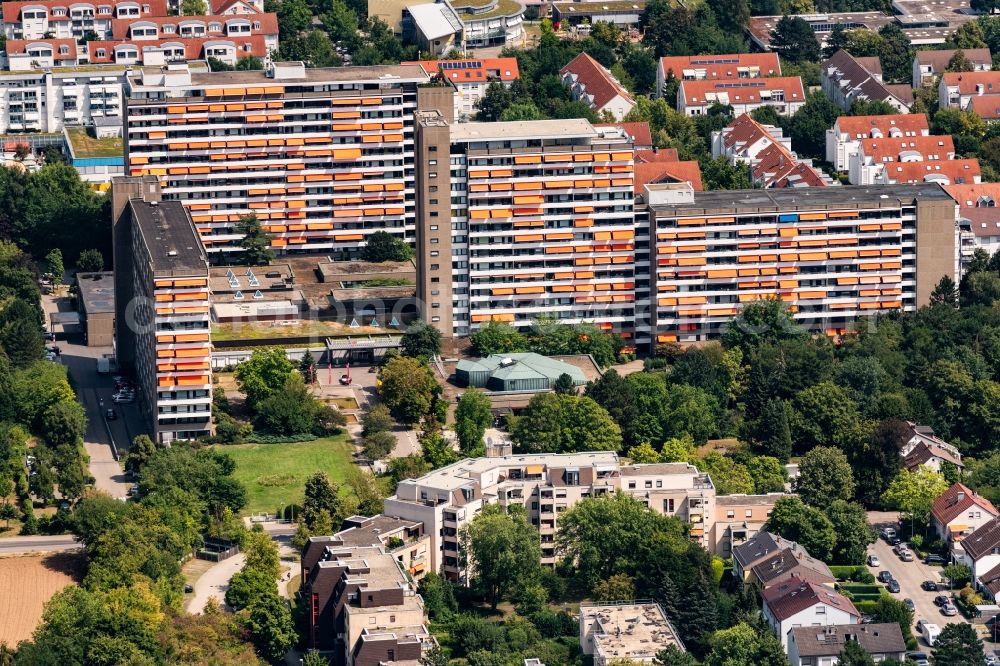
[690,57,739,65]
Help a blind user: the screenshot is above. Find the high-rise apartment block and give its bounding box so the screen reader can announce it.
[413,114,638,339]
[648,184,958,342]
[382,452,783,582]
[112,176,212,443]
[123,62,431,257]
[121,63,963,350]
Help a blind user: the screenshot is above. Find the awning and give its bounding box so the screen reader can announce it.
[526,465,544,474]
[950,524,968,533]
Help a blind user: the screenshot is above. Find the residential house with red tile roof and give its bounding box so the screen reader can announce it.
[3,38,79,69]
[932,483,999,545]
[939,70,1000,110]
[86,33,270,66]
[762,575,860,648]
[2,0,169,40]
[210,0,264,14]
[826,113,930,171]
[560,52,636,120]
[898,422,963,474]
[968,94,1000,121]
[960,518,1000,587]
[875,159,981,186]
[849,135,955,185]
[677,76,805,117]
[913,48,991,88]
[109,13,278,52]
[657,53,780,97]
[713,114,834,188]
[821,50,912,113]
[405,58,519,120]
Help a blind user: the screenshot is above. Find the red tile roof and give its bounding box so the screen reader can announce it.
[403,57,519,84]
[969,95,1000,120]
[210,0,261,12]
[932,482,999,526]
[659,53,781,80]
[941,71,1000,95]
[881,159,980,185]
[945,183,1000,216]
[595,122,652,148]
[720,113,775,154]
[3,37,77,56]
[3,0,168,22]
[772,161,830,188]
[834,114,930,139]
[635,148,679,162]
[560,52,634,111]
[110,12,277,39]
[762,575,859,622]
[681,76,804,108]
[859,135,955,163]
[87,34,269,63]
[635,160,703,193]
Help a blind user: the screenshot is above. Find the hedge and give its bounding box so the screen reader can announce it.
[829,565,867,581]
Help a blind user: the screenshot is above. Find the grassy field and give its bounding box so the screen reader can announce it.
[221,435,356,515]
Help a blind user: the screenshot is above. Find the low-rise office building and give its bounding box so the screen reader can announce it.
[580,602,685,665]
[648,184,960,343]
[111,176,212,443]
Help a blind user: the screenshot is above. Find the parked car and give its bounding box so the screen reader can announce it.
[105,409,116,420]
[184,584,194,593]
[915,619,927,633]
[887,580,901,593]
[921,580,939,591]
[868,554,881,567]
[900,550,915,562]
[894,543,910,556]
[882,527,897,541]
[907,652,929,666]
[878,571,894,584]
[905,598,916,611]
[925,555,946,566]
[985,655,998,666]
[941,604,958,617]
[933,595,950,607]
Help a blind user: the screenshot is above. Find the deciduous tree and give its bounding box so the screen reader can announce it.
[401,321,441,359]
[765,496,837,561]
[378,356,439,426]
[469,321,527,356]
[460,504,540,609]
[455,389,491,455]
[235,348,295,407]
[361,230,413,262]
[796,446,856,506]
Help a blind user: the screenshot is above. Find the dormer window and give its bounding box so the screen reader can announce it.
[252,20,260,29]
[209,22,222,31]
[59,44,69,54]
[95,48,106,57]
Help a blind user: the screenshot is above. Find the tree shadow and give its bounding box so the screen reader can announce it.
[39,551,86,582]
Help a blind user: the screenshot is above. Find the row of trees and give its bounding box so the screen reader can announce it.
[470,320,624,368]
[10,439,277,663]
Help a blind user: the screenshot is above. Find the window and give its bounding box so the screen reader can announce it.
[727,510,735,518]
[664,498,674,512]
[628,482,636,489]
[644,480,652,489]
[745,509,753,518]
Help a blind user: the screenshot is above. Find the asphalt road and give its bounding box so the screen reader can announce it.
[0,534,81,555]
[42,293,139,499]
[867,515,965,647]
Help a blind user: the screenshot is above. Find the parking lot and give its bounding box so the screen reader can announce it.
[867,534,965,638]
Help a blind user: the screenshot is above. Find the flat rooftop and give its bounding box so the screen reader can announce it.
[188,64,428,86]
[334,516,422,548]
[65,127,123,160]
[449,118,598,142]
[131,200,207,276]
[716,492,786,507]
[581,602,684,660]
[394,452,621,492]
[650,183,953,214]
[76,271,115,314]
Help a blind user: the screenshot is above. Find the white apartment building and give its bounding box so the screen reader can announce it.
[825,114,930,172]
[0,66,126,133]
[382,452,781,582]
[848,134,956,186]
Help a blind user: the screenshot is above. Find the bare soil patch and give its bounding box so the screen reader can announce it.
[0,552,83,645]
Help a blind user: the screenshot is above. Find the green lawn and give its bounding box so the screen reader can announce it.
[220,435,356,515]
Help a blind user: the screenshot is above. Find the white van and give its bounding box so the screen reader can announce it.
[922,623,941,646]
